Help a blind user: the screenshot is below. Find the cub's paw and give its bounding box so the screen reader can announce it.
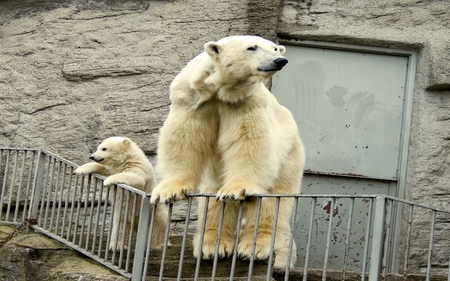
[74,164,95,175]
[150,179,192,204]
[237,234,272,261]
[104,175,126,187]
[216,182,259,201]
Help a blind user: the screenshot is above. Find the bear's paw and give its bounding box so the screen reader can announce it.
[237,234,272,261]
[216,182,260,201]
[103,175,126,187]
[74,163,97,175]
[150,179,193,204]
[193,234,234,260]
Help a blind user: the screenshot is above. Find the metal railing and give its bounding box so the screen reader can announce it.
[1,148,450,280]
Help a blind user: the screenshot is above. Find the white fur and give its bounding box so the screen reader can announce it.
[152,36,305,268]
[75,137,168,250]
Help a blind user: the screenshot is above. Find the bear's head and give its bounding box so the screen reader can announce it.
[90,137,132,167]
[204,35,287,82]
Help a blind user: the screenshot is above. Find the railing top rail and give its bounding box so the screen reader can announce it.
[4,147,449,213]
[162,193,450,214]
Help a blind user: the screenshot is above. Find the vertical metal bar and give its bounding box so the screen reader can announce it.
[361,198,374,281]
[266,197,281,281]
[38,155,51,226]
[284,197,300,281]
[44,157,56,229]
[23,151,36,221]
[303,197,316,281]
[131,196,151,281]
[118,190,131,269]
[61,166,73,237]
[195,196,210,281]
[79,175,92,247]
[382,199,393,279]
[158,202,173,281]
[426,210,436,281]
[403,204,414,281]
[74,176,85,245]
[98,183,110,257]
[342,197,355,280]
[85,175,98,250]
[322,198,335,281]
[105,185,117,261]
[368,196,386,281]
[49,161,62,231]
[14,151,27,222]
[125,192,138,272]
[67,174,79,241]
[230,200,244,280]
[211,201,226,281]
[29,150,46,220]
[55,163,67,234]
[142,203,158,280]
[111,187,123,264]
[247,197,263,281]
[92,177,103,252]
[6,150,18,221]
[0,150,10,220]
[177,196,193,281]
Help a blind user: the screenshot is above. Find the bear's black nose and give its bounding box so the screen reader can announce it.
[274,58,288,69]
[89,155,95,160]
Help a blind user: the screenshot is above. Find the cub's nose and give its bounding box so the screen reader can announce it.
[89,155,95,160]
[274,58,288,69]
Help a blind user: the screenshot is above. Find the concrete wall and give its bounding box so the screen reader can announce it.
[1,0,450,274]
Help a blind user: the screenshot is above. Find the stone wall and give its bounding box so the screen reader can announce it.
[278,0,450,273]
[0,0,281,164]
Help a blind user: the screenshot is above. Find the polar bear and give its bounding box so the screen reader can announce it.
[151,36,305,268]
[75,137,167,251]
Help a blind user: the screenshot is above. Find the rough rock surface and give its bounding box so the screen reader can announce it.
[0,0,281,164]
[0,225,128,281]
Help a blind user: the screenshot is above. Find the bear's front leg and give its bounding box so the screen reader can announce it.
[151,103,219,204]
[103,172,145,189]
[75,162,108,176]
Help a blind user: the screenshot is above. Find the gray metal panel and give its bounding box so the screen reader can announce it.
[295,175,395,271]
[272,46,409,180]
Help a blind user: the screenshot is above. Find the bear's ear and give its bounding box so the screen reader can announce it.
[205,42,222,58]
[279,46,286,55]
[122,138,130,147]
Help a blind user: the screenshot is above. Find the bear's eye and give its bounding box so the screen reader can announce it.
[247,46,257,51]
[274,47,278,52]
[101,148,107,151]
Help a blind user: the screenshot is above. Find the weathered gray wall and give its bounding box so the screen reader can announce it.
[0,0,281,163]
[2,0,450,275]
[278,0,450,272]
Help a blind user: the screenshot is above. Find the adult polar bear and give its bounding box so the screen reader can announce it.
[151,36,305,268]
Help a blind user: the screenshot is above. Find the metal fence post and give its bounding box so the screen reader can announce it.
[131,195,151,281]
[28,150,46,219]
[369,196,386,281]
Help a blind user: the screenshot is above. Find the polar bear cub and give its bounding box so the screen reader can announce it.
[75,137,167,250]
[151,36,305,268]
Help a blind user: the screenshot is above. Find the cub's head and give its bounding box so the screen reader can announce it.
[90,137,132,167]
[204,35,287,81]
